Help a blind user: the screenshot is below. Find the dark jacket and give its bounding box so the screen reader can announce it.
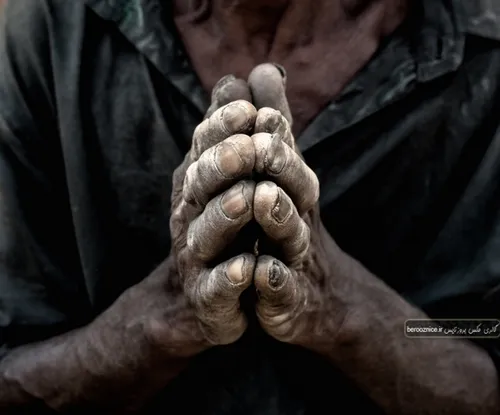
[1,0,500,413]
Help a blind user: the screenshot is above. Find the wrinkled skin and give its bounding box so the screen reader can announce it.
[170,63,348,351]
[169,97,258,348]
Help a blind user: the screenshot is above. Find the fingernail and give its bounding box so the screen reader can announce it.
[216,141,243,177]
[222,103,251,133]
[227,256,246,284]
[272,63,287,84]
[212,74,236,96]
[221,183,249,219]
[272,189,292,223]
[268,261,286,289]
[267,134,287,174]
[255,109,283,136]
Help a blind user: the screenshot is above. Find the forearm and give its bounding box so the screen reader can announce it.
[327,255,500,414]
[0,265,193,413]
[0,324,185,412]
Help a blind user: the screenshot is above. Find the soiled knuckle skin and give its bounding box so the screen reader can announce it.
[185,181,255,262]
[253,132,320,214]
[186,223,210,262]
[191,122,208,159]
[195,292,247,345]
[170,200,198,256]
[201,315,247,345]
[294,224,311,256]
[193,101,257,161]
[182,163,199,206]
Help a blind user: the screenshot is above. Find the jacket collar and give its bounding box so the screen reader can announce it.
[83,0,495,150]
[85,0,209,114]
[83,0,474,83]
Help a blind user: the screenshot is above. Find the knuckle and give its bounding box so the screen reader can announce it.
[170,201,189,244]
[191,122,209,160]
[201,317,247,346]
[291,226,311,262]
[301,175,320,213]
[186,222,210,262]
[182,163,198,205]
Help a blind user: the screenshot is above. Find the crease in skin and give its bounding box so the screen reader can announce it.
[183,134,256,210]
[192,100,256,159]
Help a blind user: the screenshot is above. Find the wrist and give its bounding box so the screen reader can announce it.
[299,251,386,357]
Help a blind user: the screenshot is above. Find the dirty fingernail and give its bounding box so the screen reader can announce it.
[272,63,287,82]
[268,261,286,289]
[272,189,293,223]
[226,256,246,284]
[221,183,249,219]
[222,103,252,133]
[216,142,243,177]
[267,134,287,174]
[261,109,281,131]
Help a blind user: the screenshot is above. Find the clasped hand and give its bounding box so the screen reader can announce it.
[169,64,350,354]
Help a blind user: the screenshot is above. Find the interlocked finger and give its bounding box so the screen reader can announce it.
[194,253,256,345]
[187,180,256,263]
[254,181,310,266]
[183,134,255,210]
[254,255,305,342]
[254,107,295,150]
[253,133,319,216]
[192,100,257,161]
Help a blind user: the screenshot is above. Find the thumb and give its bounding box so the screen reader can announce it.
[193,254,256,345]
[248,63,293,127]
[254,256,303,341]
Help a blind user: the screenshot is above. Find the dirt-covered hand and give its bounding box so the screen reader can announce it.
[168,77,260,350]
[246,64,351,351]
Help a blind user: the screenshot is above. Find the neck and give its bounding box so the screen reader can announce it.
[174,0,408,56]
[174,0,408,29]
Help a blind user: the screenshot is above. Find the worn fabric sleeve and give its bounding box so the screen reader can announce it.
[0,0,90,361]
